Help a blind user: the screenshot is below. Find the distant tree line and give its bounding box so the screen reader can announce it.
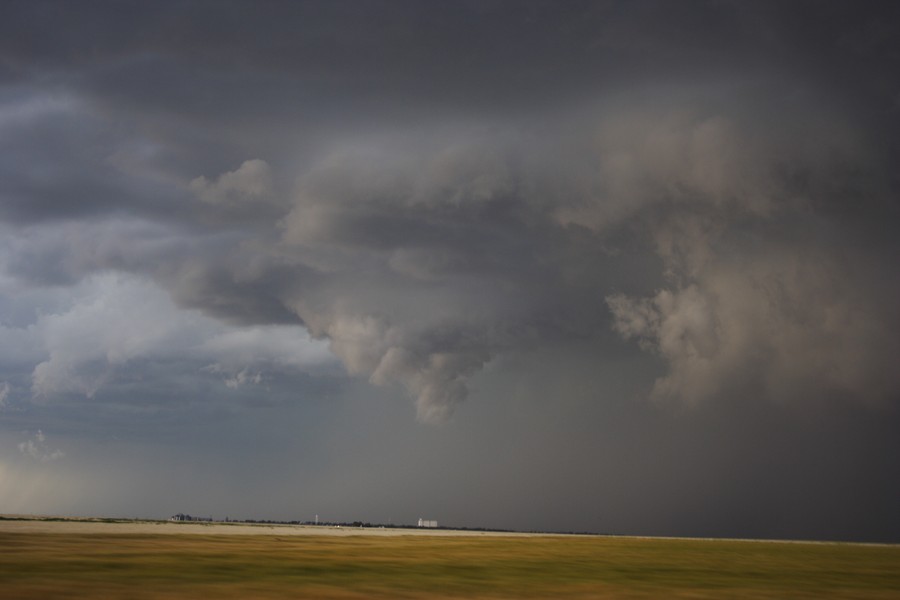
[167,514,600,535]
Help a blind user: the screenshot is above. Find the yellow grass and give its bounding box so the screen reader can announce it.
[1,528,898,598]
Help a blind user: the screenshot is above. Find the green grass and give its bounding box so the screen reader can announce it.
[0,532,898,598]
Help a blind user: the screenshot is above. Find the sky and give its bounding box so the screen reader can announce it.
[1,0,899,542]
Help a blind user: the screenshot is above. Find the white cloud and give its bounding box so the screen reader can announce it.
[30,273,216,399]
[18,430,65,462]
[224,369,262,389]
[20,272,333,402]
[198,325,334,369]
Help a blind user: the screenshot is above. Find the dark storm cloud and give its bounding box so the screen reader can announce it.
[0,90,192,224]
[1,0,899,539]
[2,0,899,418]
[8,1,896,123]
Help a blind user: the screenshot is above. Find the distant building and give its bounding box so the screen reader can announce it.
[169,514,212,522]
[418,518,438,528]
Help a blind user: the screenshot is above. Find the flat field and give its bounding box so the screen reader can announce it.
[1,519,898,599]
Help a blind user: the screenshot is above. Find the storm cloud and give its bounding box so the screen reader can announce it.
[1,0,899,540]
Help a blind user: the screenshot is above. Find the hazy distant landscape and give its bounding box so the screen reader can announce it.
[1,516,898,599]
[0,514,532,537]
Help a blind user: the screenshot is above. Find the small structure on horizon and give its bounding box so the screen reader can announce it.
[169,514,212,522]
[418,518,438,528]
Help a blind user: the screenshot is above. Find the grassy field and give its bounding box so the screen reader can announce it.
[1,531,898,599]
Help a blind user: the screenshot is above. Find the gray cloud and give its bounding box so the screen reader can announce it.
[3,81,897,420]
[191,159,274,206]
[156,83,895,420]
[608,245,900,407]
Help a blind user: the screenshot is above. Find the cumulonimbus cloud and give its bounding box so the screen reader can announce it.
[1,2,897,422]
[152,89,898,420]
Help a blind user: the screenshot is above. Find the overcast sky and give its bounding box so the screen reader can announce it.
[1,0,899,542]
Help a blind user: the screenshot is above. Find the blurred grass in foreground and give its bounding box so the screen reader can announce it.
[1,532,898,598]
